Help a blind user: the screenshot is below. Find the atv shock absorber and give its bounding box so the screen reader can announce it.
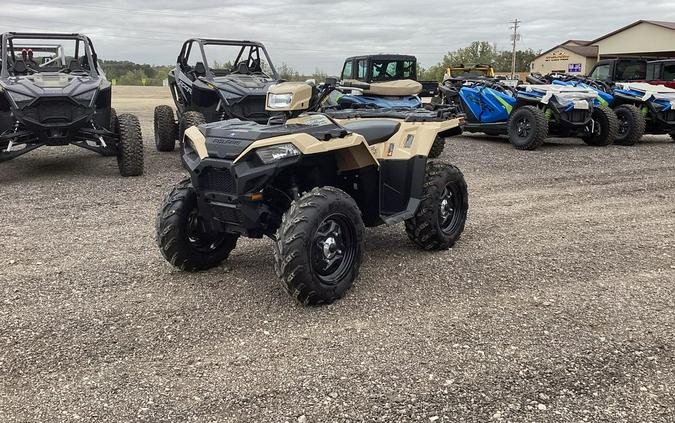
[91,122,108,148]
[289,176,301,200]
[4,121,20,152]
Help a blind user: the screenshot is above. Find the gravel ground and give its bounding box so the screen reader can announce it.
[1,86,674,422]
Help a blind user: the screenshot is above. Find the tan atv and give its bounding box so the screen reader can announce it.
[324,79,463,158]
[156,78,468,306]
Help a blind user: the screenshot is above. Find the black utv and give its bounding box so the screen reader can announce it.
[0,32,143,176]
[153,39,280,152]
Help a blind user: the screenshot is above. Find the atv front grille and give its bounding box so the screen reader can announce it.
[662,110,675,123]
[21,97,90,126]
[199,168,235,193]
[562,109,588,124]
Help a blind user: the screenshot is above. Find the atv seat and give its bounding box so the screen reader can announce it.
[342,120,401,145]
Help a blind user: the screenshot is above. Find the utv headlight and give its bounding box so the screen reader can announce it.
[74,89,97,106]
[267,93,293,109]
[256,143,301,164]
[7,91,34,107]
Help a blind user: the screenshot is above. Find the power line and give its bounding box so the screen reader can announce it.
[509,19,521,78]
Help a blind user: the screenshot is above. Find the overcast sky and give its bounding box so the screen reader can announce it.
[3,0,675,73]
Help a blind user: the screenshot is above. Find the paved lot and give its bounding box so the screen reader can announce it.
[1,86,674,422]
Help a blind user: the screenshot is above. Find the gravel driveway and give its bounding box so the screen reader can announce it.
[1,87,673,422]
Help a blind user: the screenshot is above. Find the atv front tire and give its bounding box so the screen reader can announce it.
[116,113,144,177]
[582,105,618,147]
[154,105,178,152]
[614,104,645,146]
[405,162,468,250]
[428,136,445,158]
[178,111,206,146]
[273,186,365,306]
[99,108,119,156]
[507,106,548,150]
[156,178,238,271]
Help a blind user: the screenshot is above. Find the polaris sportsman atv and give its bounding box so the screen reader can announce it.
[0,32,143,176]
[528,73,646,146]
[156,78,468,306]
[153,39,280,152]
[441,80,618,150]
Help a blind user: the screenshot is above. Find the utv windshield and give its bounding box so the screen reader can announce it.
[370,59,416,82]
[202,43,277,79]
[1,34,98,78]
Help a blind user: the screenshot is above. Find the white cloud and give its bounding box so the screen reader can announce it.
[2,0,675,73]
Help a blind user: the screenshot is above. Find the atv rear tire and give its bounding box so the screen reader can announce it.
[154,105,178,152]
[178,111,206,146]
[582,105,618,147]
[405,162,468,250]
[156,178,238,271]
[99,108,119,156]
[273,186,365,306]
[428,136,445,158]
[614,104,645,146]
[507,106,548,150]
[116,113,144,177]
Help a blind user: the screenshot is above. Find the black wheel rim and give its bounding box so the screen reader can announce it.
[310,214,357,285]
[515,116,531,138]
[617,111,629,136]
[186,209,225,253]
[439,184,463,234]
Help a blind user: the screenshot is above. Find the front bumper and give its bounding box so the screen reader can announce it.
[182,149,296,238]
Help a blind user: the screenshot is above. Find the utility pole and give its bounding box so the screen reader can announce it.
[510,19,520,79]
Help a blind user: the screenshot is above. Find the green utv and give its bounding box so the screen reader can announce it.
[156,78,469,305]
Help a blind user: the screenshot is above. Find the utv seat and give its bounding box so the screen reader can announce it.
[342,120,401,145]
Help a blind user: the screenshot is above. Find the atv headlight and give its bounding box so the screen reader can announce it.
[267,93,293,109]
[256,143,301,164]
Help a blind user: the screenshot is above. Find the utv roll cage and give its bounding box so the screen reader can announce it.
[177,38,278,80]
[1,32,100,78]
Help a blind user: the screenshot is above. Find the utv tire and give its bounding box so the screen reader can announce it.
[614,105,645,146]
[178,111,206,146]
[99,108,119,156]
[273,186,365,306]
[428,136,445,158]
[156,178,238,271]
[405,162,468,250]
[154,105,178,152]
[507,106,548,150]
[582,105,618,147]
[669,132,675,142]
[116,113,144,177]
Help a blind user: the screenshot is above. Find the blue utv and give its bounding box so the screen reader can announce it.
[440,79,618,150]
[528,73,646,146]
